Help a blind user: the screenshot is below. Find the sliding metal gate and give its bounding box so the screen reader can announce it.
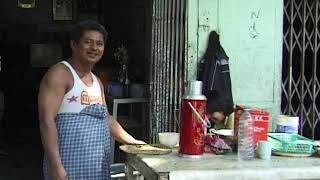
[148,0,187,142]
[282,0,320,139]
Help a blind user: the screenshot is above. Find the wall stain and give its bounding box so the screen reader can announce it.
[249,9,261,39]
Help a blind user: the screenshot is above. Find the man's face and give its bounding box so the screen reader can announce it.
[210,112,226,122]
[71,30,105,64]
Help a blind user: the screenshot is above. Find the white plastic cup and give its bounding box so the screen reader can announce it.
[258,141,272,160]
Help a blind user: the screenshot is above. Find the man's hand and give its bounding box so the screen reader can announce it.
[132,139,146,145]
[49,165,68,180]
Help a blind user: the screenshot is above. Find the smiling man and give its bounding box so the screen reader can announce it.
[38,20,144,180]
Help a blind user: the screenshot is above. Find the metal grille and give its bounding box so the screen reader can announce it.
[282,0,320,139]
[148,0,187,142]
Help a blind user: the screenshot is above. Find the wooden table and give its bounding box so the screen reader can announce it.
[125,149,320,180]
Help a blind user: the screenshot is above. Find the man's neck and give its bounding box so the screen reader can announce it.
[68,57,93,78]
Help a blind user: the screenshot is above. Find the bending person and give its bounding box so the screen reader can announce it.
[38,20,144,180]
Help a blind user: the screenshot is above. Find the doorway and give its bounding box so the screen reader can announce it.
[282,0,320,139]
[0,0,152,178]
[0,0,188,178]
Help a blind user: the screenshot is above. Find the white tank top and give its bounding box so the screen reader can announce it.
[58,61,103,114]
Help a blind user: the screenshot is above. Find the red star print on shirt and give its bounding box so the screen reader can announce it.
[67,95,78,103]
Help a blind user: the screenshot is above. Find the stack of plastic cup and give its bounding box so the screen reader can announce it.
[275,115,299,134]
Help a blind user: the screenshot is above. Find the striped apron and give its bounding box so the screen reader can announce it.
[43,104,111,180]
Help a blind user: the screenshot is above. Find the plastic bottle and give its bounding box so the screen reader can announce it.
[238,107,254,161]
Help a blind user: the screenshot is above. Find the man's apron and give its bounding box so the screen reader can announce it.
[43,104,111,180]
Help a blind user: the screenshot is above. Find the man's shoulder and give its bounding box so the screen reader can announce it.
[48,62,70,75]
[45,62,72,83]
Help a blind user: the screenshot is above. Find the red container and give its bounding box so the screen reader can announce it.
[179,81,207,158]
[233,105,269,147]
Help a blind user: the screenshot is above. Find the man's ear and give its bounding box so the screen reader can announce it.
[70,40,76,51]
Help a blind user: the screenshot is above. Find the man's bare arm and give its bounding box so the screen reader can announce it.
[38,65,70,173]
[108,115,145,144]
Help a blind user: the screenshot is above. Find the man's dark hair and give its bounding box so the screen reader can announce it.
[70,20,108,43]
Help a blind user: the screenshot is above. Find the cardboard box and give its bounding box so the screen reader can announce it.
[233,105,270,147]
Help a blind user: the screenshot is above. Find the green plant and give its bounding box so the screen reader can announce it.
[114,45,129,66]
[114,45,129,83]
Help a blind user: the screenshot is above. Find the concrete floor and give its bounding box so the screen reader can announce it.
[0,123,139,180]
[0,128,43,180]
[0,128,132,180]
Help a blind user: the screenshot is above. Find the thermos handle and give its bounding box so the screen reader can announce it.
[188,102,211,127]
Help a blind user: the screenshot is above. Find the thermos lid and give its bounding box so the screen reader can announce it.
[188,81,203,95]
[182,80,206,100]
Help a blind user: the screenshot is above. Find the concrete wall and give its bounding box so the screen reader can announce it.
[186,0,283,129]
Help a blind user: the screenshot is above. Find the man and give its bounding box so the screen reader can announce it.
[38,20,144,180]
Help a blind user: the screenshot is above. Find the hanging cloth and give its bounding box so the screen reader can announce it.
[197,31,234,116]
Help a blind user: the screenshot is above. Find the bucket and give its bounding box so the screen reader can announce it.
[106,82,123,97]
[129,83,144,98]
[275,115,299,134]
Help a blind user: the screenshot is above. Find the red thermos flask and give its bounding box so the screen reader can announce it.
[179,81,209,158]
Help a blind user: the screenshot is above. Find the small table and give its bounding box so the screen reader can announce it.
[125,149,320,180]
